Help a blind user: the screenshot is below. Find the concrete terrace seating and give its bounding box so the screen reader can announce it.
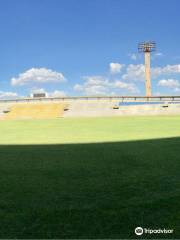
[0,105,11,119]
[63,100,180,117]
[4,103,67,120]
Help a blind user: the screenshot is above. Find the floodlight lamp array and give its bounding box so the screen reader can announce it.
[138,41,156,52]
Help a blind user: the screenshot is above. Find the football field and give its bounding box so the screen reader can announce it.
[0,116,180,238]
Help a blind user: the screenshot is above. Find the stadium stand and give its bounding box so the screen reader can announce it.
[0,97,180,119]
[0,105,11,119]
[63,100,114,117]
[118,101,180,106]
[0,110,5,118]
[4,103,67,120]
[63,100,180,117]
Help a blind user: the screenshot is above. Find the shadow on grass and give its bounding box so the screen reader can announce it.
[0,137,180,239]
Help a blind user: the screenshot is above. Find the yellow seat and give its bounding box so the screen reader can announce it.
[4,103,67,120]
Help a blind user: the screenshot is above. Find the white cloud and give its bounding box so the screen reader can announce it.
[50,90,66,97]
[114,80,139,93]
[153,64,180,77]
[109,63,124,74]
[122,64,145,81]
[83,85,107,95]
[157,79,180,93]
[30,88,66,97]
[154,91,163,96]
[128,53,137,60]
[83,76,109,86]
[74,76,109,95]
[11,68,66,86]
[174,87,180,92]
[74,75,139,95]
[73,63,180,95]
[0,91,18,99]
[31,88,46,94]
[120,64,180,82]
[154,52,163,57]
[158,79,180,88]
[74,84,83,92]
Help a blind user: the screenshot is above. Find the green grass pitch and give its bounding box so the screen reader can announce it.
[0,116,180,238]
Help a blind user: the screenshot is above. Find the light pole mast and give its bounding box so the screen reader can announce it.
[138,41,156,96]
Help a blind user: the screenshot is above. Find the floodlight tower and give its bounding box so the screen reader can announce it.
[138,41,156,96]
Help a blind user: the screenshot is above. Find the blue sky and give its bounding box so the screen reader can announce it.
[0,0,180,98]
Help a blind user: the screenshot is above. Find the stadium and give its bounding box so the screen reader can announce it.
[0,73,180,239]
[1,95,180,120]
[0,1,180,239]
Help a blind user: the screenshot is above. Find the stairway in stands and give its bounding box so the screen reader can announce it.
[4,103,67,120]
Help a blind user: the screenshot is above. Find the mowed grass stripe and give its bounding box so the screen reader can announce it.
[0,115,180,144]
[0,116,179,238]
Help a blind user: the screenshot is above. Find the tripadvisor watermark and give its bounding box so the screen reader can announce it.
[135,226,174,236]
